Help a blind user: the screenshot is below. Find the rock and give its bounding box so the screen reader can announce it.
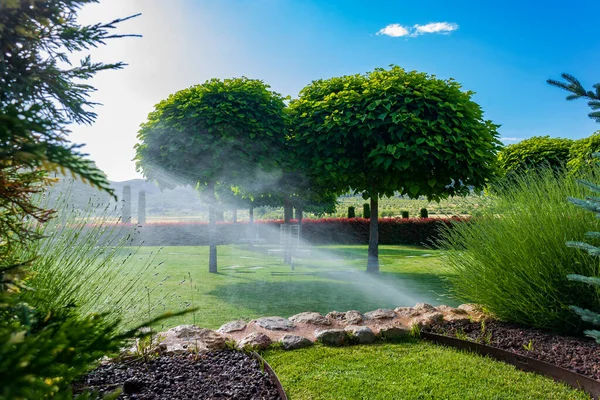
[289,312,330,325]
[394,307,420,318]
[217,320,247,333]
[255,316,295,331]
[458,303,484,314]
[378,325,409,341]
[414,303,436,312]
[281,334,313,350]
[364,308,396,320]
[315,329,347,346]
[326,310,363,325]
[410,311,444,329]
[458,303,487,322]
[238,332,272,350]
[158,325,226,353]
[345,325,375,344]
[436,305,469,322]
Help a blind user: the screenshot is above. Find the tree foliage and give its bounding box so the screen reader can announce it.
[135,77,287,190]
[289,65,500,271]
[497,136,573,175]
[135,77,288,271]
[548,73,600,123]
[289,66,500,201]
[0,2,149,398]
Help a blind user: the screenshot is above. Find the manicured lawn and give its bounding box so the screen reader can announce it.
[262,341,590,400]
[123,244,454,329]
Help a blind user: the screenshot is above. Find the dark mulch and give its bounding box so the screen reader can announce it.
[73,350,282,400]
[426,320,600,380]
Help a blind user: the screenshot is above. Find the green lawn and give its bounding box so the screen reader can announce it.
[262,341,590,400]
[125,244,454,329]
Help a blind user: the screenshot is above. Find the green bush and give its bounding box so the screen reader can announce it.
[347,206,355,218]
[440,167,600,333]
[420,208,429,218]
[497,136,573,175]
[363,203,370,219]
[402,211,409,219]
[567,131,600,174]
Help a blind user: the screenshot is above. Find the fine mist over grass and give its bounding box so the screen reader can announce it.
[18,188,180,330]
[441,167,600,333]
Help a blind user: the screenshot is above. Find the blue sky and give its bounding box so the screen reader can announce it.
[73,0,600,181]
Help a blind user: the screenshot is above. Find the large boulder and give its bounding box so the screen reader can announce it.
[289,312,330,326]
[217,320,247,333]
[281,334,313,350]
[364,308,396,320]
[345,325,375,344]
[238,332,272,350]
[158,325,226,353]
[255,317,295,331]
[315,329,347,346]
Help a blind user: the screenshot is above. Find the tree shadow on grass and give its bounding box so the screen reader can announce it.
[206,271,458,318]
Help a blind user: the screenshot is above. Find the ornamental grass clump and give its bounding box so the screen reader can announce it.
[441,166,600,334]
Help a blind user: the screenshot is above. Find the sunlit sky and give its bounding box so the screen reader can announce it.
[72,0,600,182]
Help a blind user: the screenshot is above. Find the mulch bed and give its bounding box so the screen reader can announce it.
[73,350,282,400]
[426,320,600,380]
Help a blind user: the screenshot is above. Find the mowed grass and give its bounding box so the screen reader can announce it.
[121,244,454,330]
[262,341,590,400]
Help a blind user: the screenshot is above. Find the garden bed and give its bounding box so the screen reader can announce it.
[426,319,600,380]
[74,350,284,400]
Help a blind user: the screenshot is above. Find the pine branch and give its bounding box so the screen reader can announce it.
[567,274,600,287]
[565,241,600,256]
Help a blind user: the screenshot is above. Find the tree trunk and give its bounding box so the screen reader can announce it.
[367,196,379,273]
[208,183,217,273]
[295,206,303,225]
[232,208,237,223]
[283,195,293,265]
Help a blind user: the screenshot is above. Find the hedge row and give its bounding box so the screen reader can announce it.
[126,217,466,246]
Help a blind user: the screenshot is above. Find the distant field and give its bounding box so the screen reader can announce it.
[114,244,454,330]
[141,194,491,222]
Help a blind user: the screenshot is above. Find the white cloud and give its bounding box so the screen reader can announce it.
[376,23,411,37]
[377,21,459,38]
[414,22,458,35]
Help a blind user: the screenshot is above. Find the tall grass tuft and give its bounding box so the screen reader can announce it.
[18,184,177,330]
[441,166,600,333]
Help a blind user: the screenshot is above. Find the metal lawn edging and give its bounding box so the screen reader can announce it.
[420,331,600,399]
[251,351,288,400]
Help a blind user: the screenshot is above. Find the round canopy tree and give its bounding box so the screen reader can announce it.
[289,66,501,272]
[135,77,287,272]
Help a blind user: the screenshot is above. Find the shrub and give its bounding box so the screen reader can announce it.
[567,131,600,174]
[363,203,370,219]
[420,208,429,218]
[348,206,356,218]
[497,136,573,175]
[402,211,409,219]
[440,167,600,333]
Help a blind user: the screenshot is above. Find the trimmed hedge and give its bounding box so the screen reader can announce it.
[126,217,466,246]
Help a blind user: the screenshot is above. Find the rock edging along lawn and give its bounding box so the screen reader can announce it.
[134,303,485,355]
